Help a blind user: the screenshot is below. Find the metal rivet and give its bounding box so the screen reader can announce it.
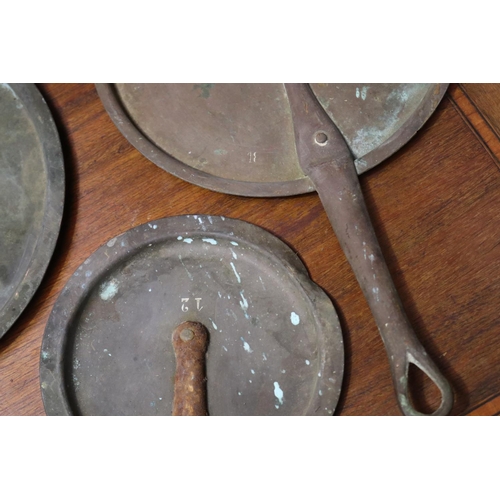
[315,131,328,145]
[180,328,194,341]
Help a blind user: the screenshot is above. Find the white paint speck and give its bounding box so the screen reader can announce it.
[230,241,239,246]
[179,255,193,280]
[211,320,218,331]
[100,279,119,300]
[305,359,310,365]
[274,382,284,405]
[262,353,267,361]
[231,249,238,259]
[239,291,249,318]
[107,237,117,247]
[238,392,242,396]
[356,86,368,100]
[177,236,182,240]
[182,237,193,244]
[241,337,253,353]
[202,238,217,245]
[319,390,323,396]
[251,369,255,374]
[290,312,300,325]
[258,276,266,289]
[230,262,241,283]
[369,254,375,263]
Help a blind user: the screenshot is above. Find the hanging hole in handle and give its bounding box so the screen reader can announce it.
[407,361,443,415]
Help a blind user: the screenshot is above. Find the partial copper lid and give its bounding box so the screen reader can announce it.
[40,216,343,415]
[0,84,64,339]
[96,83,446,196]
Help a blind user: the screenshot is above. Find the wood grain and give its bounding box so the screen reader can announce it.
[461,84,500,143]
[0,83,499,415]
[448,84,500,169]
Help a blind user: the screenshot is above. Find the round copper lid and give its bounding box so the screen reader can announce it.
[96,83,446,196]
[41,216,344,416]
[0,84,64,339]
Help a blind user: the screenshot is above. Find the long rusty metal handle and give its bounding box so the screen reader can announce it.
[284,83,453,415]
[172,321,209,416]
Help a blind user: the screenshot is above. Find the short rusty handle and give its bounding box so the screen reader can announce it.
[285,83,453,416]
[172,321,209,416]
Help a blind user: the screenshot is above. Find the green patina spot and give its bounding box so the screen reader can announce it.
[193,83,214,99]
[317,95,330,109]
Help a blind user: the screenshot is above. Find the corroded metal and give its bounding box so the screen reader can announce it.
[172,321,209,416]
[284,84,453,416]
[309,83,446,173]
[95,83,446,197]
[96,83,452,415]
[40,216,344,416]
[0,84,64,340]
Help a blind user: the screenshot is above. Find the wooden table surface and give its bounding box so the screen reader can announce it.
[1,83,499,416]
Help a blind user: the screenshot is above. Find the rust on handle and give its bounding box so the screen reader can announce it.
[284,83,453,416]
[172,321,209,416]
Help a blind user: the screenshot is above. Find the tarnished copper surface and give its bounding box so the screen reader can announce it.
[96,84,446,196]
[0,84,64,340]
[95,83,450,415]
[40,216,344,416]
[284,84,452,415]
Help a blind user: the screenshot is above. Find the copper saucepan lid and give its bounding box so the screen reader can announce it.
[0,84,64,340]
[40,216,344,415]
